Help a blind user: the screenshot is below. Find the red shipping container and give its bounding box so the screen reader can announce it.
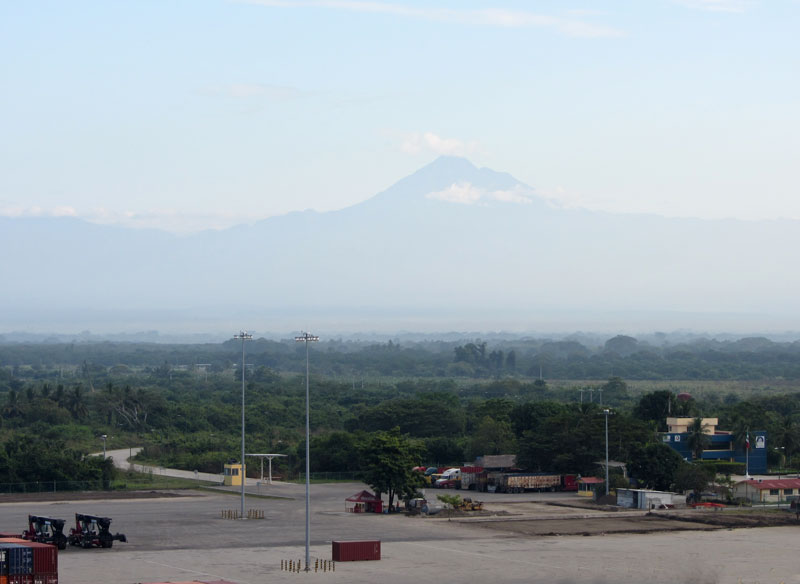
[20,543,56,576]
[331,540,380,562]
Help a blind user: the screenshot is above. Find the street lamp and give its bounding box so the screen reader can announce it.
[100,434,108,459]
[233,331,253,518]
[603,409,610,496]
[295,331,319,572]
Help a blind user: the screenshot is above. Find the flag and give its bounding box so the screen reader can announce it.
[745,433,750,450]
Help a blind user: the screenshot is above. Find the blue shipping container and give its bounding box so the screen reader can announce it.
[0,543,34,575]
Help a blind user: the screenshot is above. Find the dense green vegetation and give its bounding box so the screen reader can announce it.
[1,335,799,495]
[4,333,800,381]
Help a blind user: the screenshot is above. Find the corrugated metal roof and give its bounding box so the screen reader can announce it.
[737,478,800,490]
[579,477,605,484]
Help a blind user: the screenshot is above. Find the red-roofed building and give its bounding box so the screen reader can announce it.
[732,478,800,504]
[345,490,383,513]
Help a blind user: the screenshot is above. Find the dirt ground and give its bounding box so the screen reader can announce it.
[439,500,800,536]
[2,486,799,584]
[469,515,713,536]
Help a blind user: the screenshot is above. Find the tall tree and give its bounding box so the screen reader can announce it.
[67,385,88,419]
[686,417,710,460]
[628,443,683,490]
[359,429,423,510]
[634,390,677,431]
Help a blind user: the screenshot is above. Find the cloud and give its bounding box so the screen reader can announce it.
[239,1,623,38]
[83,208,257,233]
[426,182,533,205]
[0,205,77,218]
[0,205,256,234]
[401,132,479,156]
[673,0,751,12]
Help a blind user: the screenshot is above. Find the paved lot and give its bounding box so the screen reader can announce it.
[1,483,798,584]
[1,450,796,583]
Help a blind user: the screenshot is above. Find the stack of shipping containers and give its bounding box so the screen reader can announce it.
[0,538,58,584]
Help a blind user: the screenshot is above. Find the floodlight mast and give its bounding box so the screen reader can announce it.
[603,409,611,496]
[295,331,319,572]
[233,331,253,518]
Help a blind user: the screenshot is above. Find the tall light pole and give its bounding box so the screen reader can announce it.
[295,331,319,572]
[603,409,610,496]
[234,331,252,518]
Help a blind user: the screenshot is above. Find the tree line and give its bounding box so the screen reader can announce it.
[2,350,799,496]
[5,333,800,381]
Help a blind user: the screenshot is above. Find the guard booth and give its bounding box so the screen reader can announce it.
[223,463,246,486]
[577,477,604,497]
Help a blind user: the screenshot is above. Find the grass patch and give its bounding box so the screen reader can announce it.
[111,471,218,491]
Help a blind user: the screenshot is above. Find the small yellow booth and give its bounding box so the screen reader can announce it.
[223,463,246,486]
[577,476,604,497]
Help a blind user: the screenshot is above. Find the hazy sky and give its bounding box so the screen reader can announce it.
[2,0,798,233]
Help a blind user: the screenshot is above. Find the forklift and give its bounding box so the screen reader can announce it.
[68,513,127,548]
[23,515,68,550]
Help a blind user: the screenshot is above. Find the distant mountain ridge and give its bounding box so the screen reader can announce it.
[2,156,799,333]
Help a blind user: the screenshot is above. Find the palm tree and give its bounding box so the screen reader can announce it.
[686,417,710,461]
[778,416,800,468]
[67,385,88,419]
[2,390,22,418]
[54,384,66,408]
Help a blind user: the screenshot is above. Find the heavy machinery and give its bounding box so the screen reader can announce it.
[68,513,127,548]
[405,497,428,515]
[455,497,483,512]
[22,515,68,549]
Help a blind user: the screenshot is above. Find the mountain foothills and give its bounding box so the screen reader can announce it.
[1,335,800,494]
[2,156,800,331]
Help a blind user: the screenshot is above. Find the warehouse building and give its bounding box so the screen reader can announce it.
[732,478,800,504]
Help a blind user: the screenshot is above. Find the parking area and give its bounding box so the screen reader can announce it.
[0,481,798,584]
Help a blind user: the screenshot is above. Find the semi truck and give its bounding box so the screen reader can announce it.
[433,466,484,489]
[479,472,578,493]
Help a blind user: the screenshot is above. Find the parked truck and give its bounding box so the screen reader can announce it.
[433,466,485,489]
[478,472,578,493]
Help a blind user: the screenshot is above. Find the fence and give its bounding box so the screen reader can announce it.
[0,477,197,494]
[288,471,361,482]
